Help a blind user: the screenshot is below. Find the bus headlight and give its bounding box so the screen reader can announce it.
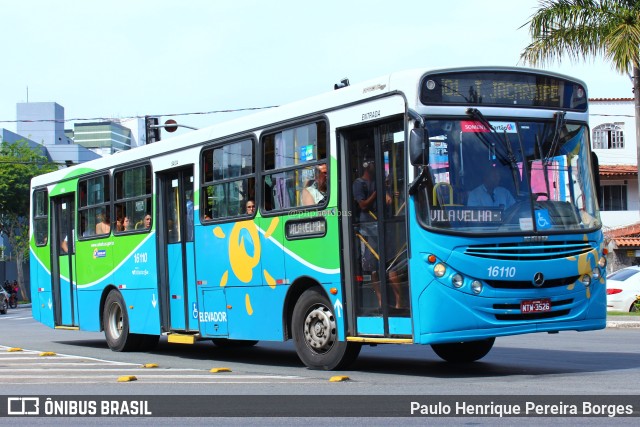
[452,273,464,288]
[581,274,591,287]
[592,267,601,281]
[471,280,483,294]
[598,257,607,268]
[434,263,446,278]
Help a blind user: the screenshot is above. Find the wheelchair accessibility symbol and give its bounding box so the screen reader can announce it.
[192,302,198,319]
[535,209,552,230]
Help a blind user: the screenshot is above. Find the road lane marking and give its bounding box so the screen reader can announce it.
[0,344,315,385]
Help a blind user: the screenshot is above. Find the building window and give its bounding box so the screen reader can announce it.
[599,184,627,211]
[592,123,624,149]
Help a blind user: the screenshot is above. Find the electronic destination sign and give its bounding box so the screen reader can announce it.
[420,71,587,111]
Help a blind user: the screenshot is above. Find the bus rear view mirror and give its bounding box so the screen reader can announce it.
[409,128,429,166]
[591,151,601,197]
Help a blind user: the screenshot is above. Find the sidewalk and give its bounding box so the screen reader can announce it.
[606,315,640,329]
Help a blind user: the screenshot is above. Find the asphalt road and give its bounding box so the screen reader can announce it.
[1,306,638,424]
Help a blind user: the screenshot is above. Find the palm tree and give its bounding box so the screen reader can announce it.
[520,0,640,206]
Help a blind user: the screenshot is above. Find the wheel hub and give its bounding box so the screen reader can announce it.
[303,305,336,353]
[108,303,123,339]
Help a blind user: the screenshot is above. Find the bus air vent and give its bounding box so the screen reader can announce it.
[487,276,579,289]
[464,241,593,261]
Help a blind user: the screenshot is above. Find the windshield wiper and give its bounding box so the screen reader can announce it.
[531,111,566,202]
[466,108,520,187]
[533,133,552,199]
[544,111,566,164]
[466,108,516,165]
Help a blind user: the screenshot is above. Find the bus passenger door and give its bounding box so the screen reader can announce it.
[340,119,411,338]
[157,167,198,332]
[50,194,78,327]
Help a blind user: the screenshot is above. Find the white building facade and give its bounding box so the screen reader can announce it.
[589,98,640,269]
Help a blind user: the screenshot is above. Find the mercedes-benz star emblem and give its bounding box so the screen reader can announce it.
[533,272,545,287]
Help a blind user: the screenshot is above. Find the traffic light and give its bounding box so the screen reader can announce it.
[145,116,161,144]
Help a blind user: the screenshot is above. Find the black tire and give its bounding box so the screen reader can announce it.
[431,338,495,363]
[292,288,361,370]
[8,296,17,309]
[212,338,259,347]
[103,291,141,352]
[630,302,640,313]
[0,299,7,314]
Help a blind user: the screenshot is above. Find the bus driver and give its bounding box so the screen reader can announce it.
[467,166,515,209]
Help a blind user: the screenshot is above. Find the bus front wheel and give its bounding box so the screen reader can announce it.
[431,338,495,363]
[103,290,140,352]
[292,288,361,370]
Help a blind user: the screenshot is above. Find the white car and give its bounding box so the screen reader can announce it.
[606,266,640,312]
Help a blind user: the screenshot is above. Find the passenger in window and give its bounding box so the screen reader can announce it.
[61,235,69,254]
[122,216,132,231]
[245,199,256,215]
[95,209,111,235]
[186,191,194,241]
[115,206,123,231]
[301,163,327,206]
[353,159,380,305]
[386,243,409,310]
[353,159,377,221]
[467,166,515,209]
[384,173,402,216]
[135,214,152,230]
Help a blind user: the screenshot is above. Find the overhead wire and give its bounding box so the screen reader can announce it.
[0,105,279,124]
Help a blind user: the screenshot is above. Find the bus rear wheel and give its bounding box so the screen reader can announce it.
[292,288,361,370]
[103,290,141,352]
[431,338,495,363]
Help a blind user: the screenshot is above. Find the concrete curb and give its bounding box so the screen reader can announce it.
[606,321,640,329]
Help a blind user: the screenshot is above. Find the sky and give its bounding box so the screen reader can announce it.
[0,0,633,138]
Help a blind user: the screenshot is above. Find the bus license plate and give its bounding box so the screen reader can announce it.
[520,299,551,314]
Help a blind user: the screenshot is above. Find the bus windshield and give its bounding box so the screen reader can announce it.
[416,118,601,234]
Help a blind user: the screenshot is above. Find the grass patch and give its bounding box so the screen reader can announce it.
[607,311,640,316]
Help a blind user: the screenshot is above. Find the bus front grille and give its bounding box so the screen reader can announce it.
[464,241,593,261]
[487,276,579,289]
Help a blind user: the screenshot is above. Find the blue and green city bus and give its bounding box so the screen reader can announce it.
[30,66,606,370]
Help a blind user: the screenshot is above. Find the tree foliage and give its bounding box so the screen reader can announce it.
[521,0,640,209]
[521,0,640,73]
[0,139,57,299]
